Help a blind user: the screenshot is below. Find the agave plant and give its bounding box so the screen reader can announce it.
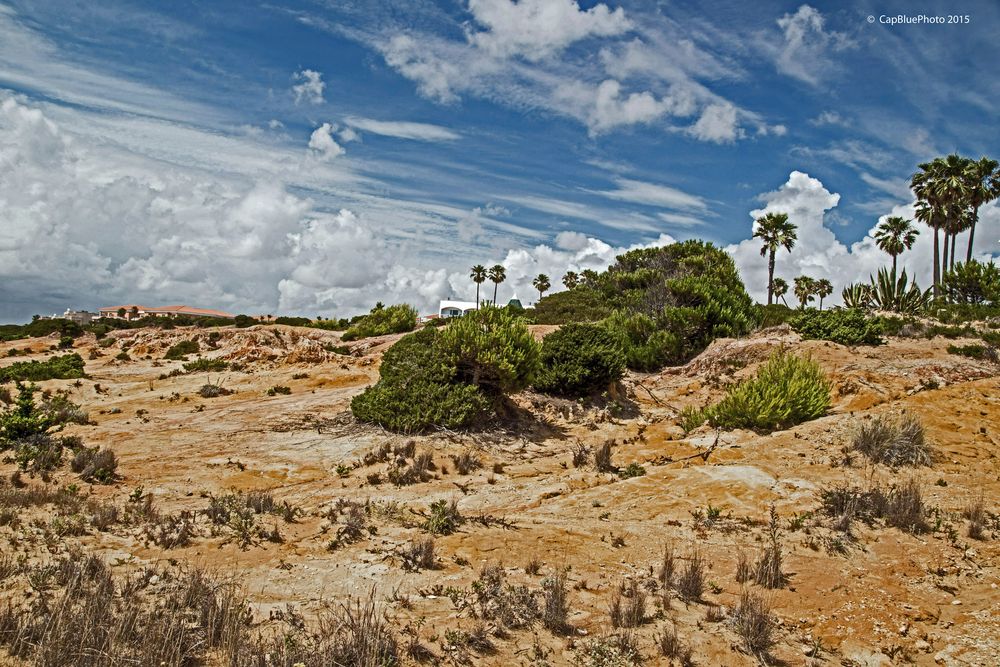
[841,283,873,310]
[869,268,931,314]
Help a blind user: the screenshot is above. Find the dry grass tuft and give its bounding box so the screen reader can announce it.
[730,589,776,659]
[852,412,931,467]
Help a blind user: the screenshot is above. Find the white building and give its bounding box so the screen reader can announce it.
[439,300,479,318]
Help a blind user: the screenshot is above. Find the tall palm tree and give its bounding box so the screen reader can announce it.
[964,156,1000,262]
[753,212,797,305]
[934,154,972,275]
[562,271,579,290]
[873,216,919,279]
[793,275,816,310]
[532,274,551,302]
[772,277,789,306]
[815,278,833,310]
[912,160,946,299]
[470,265,487,308]
[488,264,506,305]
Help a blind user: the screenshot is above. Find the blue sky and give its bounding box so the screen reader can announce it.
[1,0,998,321]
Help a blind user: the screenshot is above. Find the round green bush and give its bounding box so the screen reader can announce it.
[435,306,540,395]
[350,328,489,433]
[534,323,625,396]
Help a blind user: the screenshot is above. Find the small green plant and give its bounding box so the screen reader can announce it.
[790,308,884,346]
[164,340,199,360]
[617,462,646,479]
[183,358,229,373]
[947,343,997,361]
[425,499,463,535]
[705,351,830,431]
[266,385,291,396]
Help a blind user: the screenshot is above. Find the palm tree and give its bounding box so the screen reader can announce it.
[964,156,1000,262]
[562,271,579,290]
[488,264,506,305]
[532,274,551,301]
[470,265,487,308]
[912,160,946,298]
[753,212,797,305]
[933,154,972,275]
[772,277,789,306]
[873,216,919,279]
[793,275,816,310]
[815,278,833,310]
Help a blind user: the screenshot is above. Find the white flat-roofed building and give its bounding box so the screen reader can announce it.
[439,300,480,318]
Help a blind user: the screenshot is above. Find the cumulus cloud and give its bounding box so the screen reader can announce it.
[688,102,741,143]
[344,116,459,141]
[467,0,630,61]
[292,68,325,105]
[727,170,1000,306]
[307,122,345,160]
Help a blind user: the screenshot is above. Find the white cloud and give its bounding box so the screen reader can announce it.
[467,0,630,61]
[809,110,846,127]
[688,102,741,143]
[772,5,852,86]
[292,68,325,105]
[307,122,345,160]
[595,177,707,211]
[344,116,459,141]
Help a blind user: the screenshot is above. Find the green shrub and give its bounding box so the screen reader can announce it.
[758,304,795,328]
[274,316,312,326]
[58,336,75,349]
[436,306,540,394]
[941,260,1000,305]
[351,329,489,433]
[947,344,997,361]
[164,339,200,360]
[182,358,229,373]
[341,304,418,341]
[266,385,292,396]
[706,351,831,431]
[790,309,884,346]
[534,323,625,396]
[0,354,86,384]
[233,314,256,328]
[531,287,613,325]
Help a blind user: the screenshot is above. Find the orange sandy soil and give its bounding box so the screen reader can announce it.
[1,323,998,666]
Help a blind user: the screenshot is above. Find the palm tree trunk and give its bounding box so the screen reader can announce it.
[967,208,978,263]
[950,231,957,270]
[891,254,898,281]
[475,283,480,308]
[932,227,940,300]
[942,231,950,279]
[767,250,775,306]
[819,296,824,311]
[493,283,498,305]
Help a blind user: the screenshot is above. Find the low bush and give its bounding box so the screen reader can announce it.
[266,385,291,396]
[351,329,489,432]
[533,323,625,396]
[947,343,998,361]
[183,358,229,373]
[758,303,795,328]
[706,351,830,431]
[164,339,199,360]
[790,308,884,346]
[818,478,928,534]
[0,353,86,383]
[341,304,418,341]
[70,447,119,483]
[852,412,931,466]
[530,287,613,325]
[273,316,312,326]
[730,590,776,658]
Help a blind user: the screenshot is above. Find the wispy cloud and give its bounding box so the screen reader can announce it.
[593,177,708,211]
[345,116,459,141]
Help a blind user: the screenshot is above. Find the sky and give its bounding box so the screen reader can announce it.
[1,0,998,322]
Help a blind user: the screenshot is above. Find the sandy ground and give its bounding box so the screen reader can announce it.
[1,323,998,666]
